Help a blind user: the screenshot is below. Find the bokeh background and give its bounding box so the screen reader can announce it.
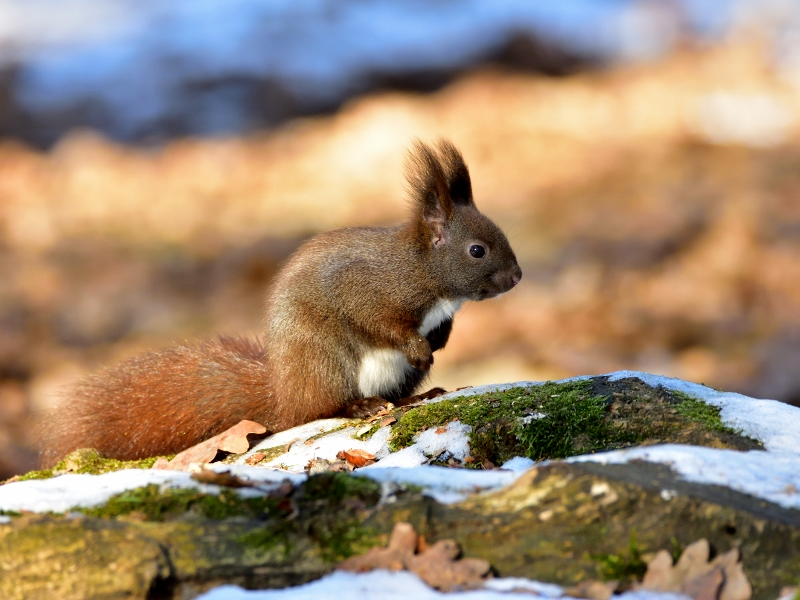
[2,0,800,478]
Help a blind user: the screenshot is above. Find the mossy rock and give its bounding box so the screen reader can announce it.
[0,472,391,599]
[2,462,799,599]
[389,376,761,467]
[10,448,166,483]
[10,376,759,481]
[0,376,783,598]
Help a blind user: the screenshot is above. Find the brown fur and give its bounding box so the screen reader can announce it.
[41,140,521,465]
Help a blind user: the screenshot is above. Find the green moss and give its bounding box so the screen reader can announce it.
[238,472,382,563]
[238,524,293,556]
[233,445,287,466]
[312,518,380,562]
[592,531,648,585]
[672,392,739,434]
[390,381,623,462]
[14,469,54,482]
[13,449,168,483]
[77,484,278,521]
[353,423,382,441]
[388,378,761,466]
[301,472,381,505]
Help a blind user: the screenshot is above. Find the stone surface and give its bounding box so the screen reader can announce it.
[2,461,799,599]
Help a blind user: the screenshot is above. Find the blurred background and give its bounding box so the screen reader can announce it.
[2,0,800,478]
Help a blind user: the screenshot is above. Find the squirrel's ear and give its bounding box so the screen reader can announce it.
[437,139,473,206]
[405,140,454,247]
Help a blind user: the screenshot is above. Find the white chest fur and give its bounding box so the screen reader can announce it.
[357,298,465,397]
[418,297,464,337]
[358,348,411,397]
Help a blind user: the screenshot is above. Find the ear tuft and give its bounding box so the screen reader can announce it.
[404,140,453,246]
[436,139,473,206]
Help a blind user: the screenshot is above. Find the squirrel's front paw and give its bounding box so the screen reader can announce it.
[403,336,433,371]
[339,396,395,420]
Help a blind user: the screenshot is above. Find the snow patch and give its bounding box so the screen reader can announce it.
[240,420,392,473]
[196,569,693,600]
[500,457,536,472]
[0,468,304,514]
[357,465,523,505]
[570,444,800,511]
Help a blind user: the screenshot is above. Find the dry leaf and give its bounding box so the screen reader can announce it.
[405,539,491,591]
[152,420,267,471]
[337,448,376,467]
[339,522,417,572]
[682,568,724,600]
[641,550,675,591]
[712,550,752,600]
[380,417,397,427]
[306,457,354,474]
[365,407,395,423]
[565,580,619,600]
[151,457,171,469]
[191,467,253,488]
[245,452,266,465]
[638,539,752,600]
[339,522,491,592]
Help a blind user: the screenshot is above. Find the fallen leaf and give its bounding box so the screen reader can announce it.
[191,467,253,488]
[638,539,752,600]
[245,452,266,465]
[674,539,712,583]
[681,567,724,600]
[365,408,395,423]
[380,417,397,427]
[713,549,751,600]
[338,522,491,592]
[152,420,267,471]
[151,457,171,470]
[284,438,300,453]
[640,550,675,591]
[406,539,491,591]
[306,457,354,474]
[565,580,619,600]
[337,448,376,467]
[435,426,448,434]
[339,522,417,572]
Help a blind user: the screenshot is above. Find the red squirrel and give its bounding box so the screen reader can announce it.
[42,140,521,464]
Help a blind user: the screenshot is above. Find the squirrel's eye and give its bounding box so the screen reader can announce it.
[469,244,486,258]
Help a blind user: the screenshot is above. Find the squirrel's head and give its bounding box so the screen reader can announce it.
[405,139,522,301]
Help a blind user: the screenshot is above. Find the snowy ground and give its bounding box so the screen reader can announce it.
[197,571,689,600]
[1,370,798,600]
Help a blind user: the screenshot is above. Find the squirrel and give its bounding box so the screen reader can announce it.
[41,140,522,465]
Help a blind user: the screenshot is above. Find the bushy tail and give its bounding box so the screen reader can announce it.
[40,336,276,466]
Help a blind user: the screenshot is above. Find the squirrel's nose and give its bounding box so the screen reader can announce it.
[511,266,522,287]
